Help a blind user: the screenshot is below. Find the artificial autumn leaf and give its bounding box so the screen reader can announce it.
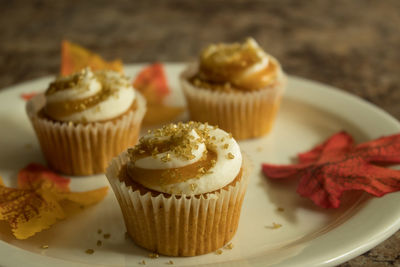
[262,131,400,209]
[0,163,108,239]
[20,92,38,101]
[133,63,169,104]
[142,105,185,125]
[133,63,185,126]
[61,40,123,76]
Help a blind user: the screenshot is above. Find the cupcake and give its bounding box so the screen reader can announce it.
[106,122,250,256]
[180,38,286,140]
[26,67,146,175]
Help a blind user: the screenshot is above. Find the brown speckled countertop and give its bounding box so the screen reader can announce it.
[1,0,400,266]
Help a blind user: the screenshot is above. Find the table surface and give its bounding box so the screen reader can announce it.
[1,0,400,266]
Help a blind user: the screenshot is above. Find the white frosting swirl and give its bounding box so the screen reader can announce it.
[238,38,270,79]
[128,123,242,195]
[198,38,277,90]
[135,129,207,169]
[45,68,136,122]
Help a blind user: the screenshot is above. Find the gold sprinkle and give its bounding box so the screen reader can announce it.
[97,229,102,234]
[227,153,235,159]
[167,260,174,265]
[266,222,282,229]
[85,249,94,254]
[211,159,216,166]
[216,249,223,255]
[161,153,171,162]
[139,149,146,154]
[225,243,234,249]
[222,143,229,149]
[220,137,225,142]
[198,167,206,174]
[139,260,146,265]
[148,253,159,258]
[228,133,233,138]
[41,245,49,249]
[103,233,111,239]
[97,240,102,247]
[190,183,197,191]
[211,136,216,140]
[277,207,285,212]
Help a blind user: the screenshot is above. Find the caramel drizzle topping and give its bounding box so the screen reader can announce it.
[194,39,278,91]
[127,149,217,189]
[128,122,220,164]
[126,122,235,190]
[46,68,89,96]
[44,70,131,118]
[44,88,117,118]
[191,61,277,92]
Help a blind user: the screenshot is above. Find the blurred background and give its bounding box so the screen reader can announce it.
[1,0,400,265]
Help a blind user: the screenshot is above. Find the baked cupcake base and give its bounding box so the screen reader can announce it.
[106,151,250,256]
[26,92,146,176]
[180,62,286,140]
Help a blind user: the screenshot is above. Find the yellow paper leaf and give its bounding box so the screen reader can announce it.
[143,104,185,126]
[61,40,123,76]
[12,191,66,240]
[59,187,108,217]
[0,164,108,239]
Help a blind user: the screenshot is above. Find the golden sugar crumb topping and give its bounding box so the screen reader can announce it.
[46,68,88,96]
[192,38,278,91]
[125,121,241,195]
[200,38,262,71]
[44,68,132,120]
[128,121,228,164]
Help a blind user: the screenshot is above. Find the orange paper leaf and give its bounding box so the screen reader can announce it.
[133,63,184,126]
[0,164,108,239]
[133,63,170,105]
[61,40,123,76]
[20,92,38,101]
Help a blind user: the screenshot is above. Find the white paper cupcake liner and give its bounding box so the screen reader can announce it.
[106,151,250,256]
[26,92,146,175]
[180,61,286,140]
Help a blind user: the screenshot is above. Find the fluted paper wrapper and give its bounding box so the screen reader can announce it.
[180,62,286,140]
[106,151,250,256]
[26,92,146,176]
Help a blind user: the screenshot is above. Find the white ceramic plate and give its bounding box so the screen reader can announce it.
[0,63,399,267]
